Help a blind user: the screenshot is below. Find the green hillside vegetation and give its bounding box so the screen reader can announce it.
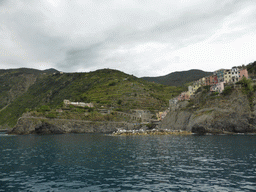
[246,61,256,78]
[0,68,58,110]
[0,69,186,128]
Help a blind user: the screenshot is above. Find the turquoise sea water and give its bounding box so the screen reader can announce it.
[0,132,255,191]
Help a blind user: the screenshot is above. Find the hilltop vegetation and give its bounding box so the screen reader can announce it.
[141,69,213,86]
[246,61,256,78]
[0,68,186,128]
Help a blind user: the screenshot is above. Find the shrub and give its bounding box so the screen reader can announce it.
[88,108,94,112]
[117,99,122,105]
[240,77,253,93]
[187,100,195,108]
[108,82,116,86]
[203,85,211,92]
[46,113,56,118]
[222,86,232,96]
[146,123,154,129]
[210,92,219,96]
[37,105,50,113]
[195,87,202,93]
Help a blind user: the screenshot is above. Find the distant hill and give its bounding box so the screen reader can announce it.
[43,68,59,74]
[142,69,213,86]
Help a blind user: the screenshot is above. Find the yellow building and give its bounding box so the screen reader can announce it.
[192,81,201,93]
[198,77,206,86]
[224,69,232,83]
[188,86,194,95]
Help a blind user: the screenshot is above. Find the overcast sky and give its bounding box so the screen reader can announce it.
[0,0,256,77]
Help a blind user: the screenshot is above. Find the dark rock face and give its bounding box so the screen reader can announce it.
[191,124,207,134]
[160,91,256,134]
[8,118,141,135]
[34,122,65,134]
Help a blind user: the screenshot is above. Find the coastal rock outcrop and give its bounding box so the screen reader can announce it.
[160,90,256,134]
[8,117,142,135]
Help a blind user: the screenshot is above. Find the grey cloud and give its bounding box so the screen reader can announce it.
[1,9,66,62]
[0,0,7,5]
[0,0,255,76]
[57,42,106,72]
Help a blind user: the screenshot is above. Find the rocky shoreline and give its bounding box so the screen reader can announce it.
[160,90,256,134]
[8,117,145,135]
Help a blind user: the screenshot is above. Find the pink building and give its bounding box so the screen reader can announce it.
[210,82,225,93]
[177,92,190,101]
[239,69,249,81]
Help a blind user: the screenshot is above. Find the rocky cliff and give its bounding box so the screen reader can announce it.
[8,117,142,135]
[160,90,256,134]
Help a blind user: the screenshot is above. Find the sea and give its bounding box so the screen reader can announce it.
[0,132,255,191]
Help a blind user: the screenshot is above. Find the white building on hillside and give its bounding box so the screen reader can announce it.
[64,100,94,108]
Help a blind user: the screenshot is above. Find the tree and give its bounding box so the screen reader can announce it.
[117,100,122,105]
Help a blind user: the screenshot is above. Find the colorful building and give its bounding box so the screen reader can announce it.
[239,68,249,80]
[214,69,225,82]
[209,75,218,85]
[205,75,218,85]
[210,82,225,93]
[188,86,194,95]
[191,81,201,93]
[231,67,239,83]
[198,77,206,86]
[224,69,232,83]
[157,110,169,121]
[177,92,190,101]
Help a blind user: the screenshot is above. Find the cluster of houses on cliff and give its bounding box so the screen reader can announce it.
[172,67,249,103]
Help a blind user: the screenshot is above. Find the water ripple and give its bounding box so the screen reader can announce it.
[0,134,255,191]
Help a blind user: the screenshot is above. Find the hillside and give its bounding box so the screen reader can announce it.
[0,68,58,111]
[0,69,186,128]
[142,69,213,86]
